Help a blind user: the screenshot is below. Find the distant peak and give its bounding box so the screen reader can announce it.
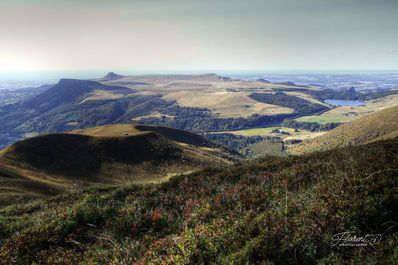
[256,78,271,83]
[103,72,124,80]
[278,81,297,86]
[203,73,231,81]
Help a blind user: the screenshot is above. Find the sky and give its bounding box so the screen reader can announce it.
[1,0,398,72]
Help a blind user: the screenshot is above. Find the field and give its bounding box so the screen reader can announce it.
[228,126,309,136]
[224,126,325,142]
[80,89,125,103]
[295,114,357,123]
[163,91,294,118]
[68,124,148,137]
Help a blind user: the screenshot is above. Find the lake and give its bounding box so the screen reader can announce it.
[324,99,364,107]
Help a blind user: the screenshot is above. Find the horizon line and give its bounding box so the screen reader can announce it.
[1,69,398,74]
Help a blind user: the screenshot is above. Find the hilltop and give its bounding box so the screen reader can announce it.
[289,104,398,154]
[0,124,237,206]
[0,136,396,264]
[0,79,139,148]
[101,72,125,81]
[24,79,135,111]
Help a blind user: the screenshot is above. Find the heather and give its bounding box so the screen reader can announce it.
[0,138,397,264]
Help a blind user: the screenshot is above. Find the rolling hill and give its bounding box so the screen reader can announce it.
[0,124,237,207]
[0,78,144,148]
[2,72,398,152]
[5,78,135,114]
[0,75,317,150]
[289,104,398,154]
[0,136,396,264]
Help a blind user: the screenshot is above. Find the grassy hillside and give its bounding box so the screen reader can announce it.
[70,124,219,149]
[0,76,313,149]
[0,166,62,208]
[289,105,398,155]
[0,137,396,264]
[0,124,237,207]
[0,79,144,149]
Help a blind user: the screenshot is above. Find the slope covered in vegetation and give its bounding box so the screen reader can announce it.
[0,137,396,264]
[0,124,237,207]
[289,105,398,155]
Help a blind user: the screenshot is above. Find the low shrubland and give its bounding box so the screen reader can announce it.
[0,138,397,264]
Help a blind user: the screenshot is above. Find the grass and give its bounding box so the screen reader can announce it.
[68,124,147,137]
[79,89,125,103]
[0,124,237,207]
[290,105,398,155]
[0,137,396,264]
[164,91,294,118]
[229,126,312,136]
[295,114,357,124]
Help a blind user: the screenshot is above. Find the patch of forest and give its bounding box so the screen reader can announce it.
[249,92,329,115]
[281,119,342,132]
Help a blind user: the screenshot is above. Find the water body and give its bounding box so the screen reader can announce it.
[324,99,364,107]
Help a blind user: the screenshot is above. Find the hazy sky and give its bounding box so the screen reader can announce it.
[1,0,397,72]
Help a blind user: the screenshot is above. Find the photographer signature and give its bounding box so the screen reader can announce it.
[331,231,382,247]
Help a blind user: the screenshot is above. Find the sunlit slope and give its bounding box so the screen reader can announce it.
[101,73,322,118]
[289,105,398,154]
[69,124,219,148]
[0,124,237,206]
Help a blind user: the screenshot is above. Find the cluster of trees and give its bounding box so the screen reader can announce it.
[249,92,329,115]
[307,89,359,101]
[136,112,293,133]
[282,119,341,132]
[357,89,398,101]
[203,133,281,151]
[202,132,290,158]
[271,128,290,135]
[307,87,398,101]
